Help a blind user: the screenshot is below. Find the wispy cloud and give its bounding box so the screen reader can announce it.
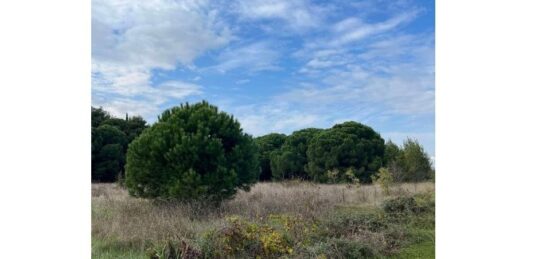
[208,41,281,73]
[234,0,324,31]
[328,11,418,47]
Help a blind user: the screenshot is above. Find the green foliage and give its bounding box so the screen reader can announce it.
[371,167,395,195]
[306,122,385,183]
[400,138,434,182]
[323,238,377,259]
[124,101,259,202]
[92,238,148,259]
[91,107,148,182]
[200,215,295,258]
[312,193,435,258]
[383,197,418,215]
[270,128,324,180]
[384,140,401,166]
[254,133,286,181]
[92,106,111,128]
[147,240,201,259]
[383,138,434,182]
[92,125,127,182]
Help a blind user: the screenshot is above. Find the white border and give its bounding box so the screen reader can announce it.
[0,0,91,258]
[437,0,550,258]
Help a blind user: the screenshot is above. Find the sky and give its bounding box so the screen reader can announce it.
[92,0,435,157]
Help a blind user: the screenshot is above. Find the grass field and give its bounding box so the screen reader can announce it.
[92,181,434,258]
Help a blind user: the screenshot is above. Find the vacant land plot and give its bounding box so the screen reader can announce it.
[92,181,434,258]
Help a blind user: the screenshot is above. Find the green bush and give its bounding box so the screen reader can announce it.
[324,238,377,259]
[200,216,294,258]
[371,167,395,195]
[318,208,388,236]
[147,240,201,259]
[383,196,418,214]
[125,101,259,202]
[306,122,385,183]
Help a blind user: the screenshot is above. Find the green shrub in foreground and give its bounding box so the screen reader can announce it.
[125,101,259,202]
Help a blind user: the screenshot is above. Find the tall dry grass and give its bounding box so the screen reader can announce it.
[92,181,434,250]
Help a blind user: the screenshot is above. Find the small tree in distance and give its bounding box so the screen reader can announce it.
[124,101,259,203]
[371,167,394,195]
[383,138,434,182]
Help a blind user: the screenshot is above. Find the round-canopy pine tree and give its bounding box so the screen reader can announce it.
[125,101,259,202]
[306,121,385,183]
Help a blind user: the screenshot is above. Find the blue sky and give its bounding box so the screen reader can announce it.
[92,0,434,157]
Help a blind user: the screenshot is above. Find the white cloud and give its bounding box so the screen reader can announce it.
[223,31,434,141]
[93,80,202,120]
[235,0,323,31]
[92,0,229,116]
[92,0,230,70]
[328,11,417,46]
[209,41,280,73]
[92,96,161,119]
[223,103,322,136]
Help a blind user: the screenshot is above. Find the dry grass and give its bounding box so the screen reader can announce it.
[92,181,434,251]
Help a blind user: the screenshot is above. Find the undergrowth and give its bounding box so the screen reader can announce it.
[92,183,435,259]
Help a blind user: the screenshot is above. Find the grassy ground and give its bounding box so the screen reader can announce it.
[92,181,434,258]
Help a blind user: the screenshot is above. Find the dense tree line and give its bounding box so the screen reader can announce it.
[91,107,147,182]
[254,123,433,184]
[92,101,434,201]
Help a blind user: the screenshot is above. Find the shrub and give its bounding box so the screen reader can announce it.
[125,101,259,202]
[147,240,201,259]
[318,208,388,236]
[371,167,395,195]
[383,196,418,214]
[200,216,294,258]
[324,238,377,259]
[199,214,319,258]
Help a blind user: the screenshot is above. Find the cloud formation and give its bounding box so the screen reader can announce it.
[92,0,229,117]
[92,0,435,155]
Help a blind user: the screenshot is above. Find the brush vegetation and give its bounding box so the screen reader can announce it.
[92,181,434,258]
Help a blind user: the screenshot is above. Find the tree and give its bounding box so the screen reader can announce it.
[92,125,127,182]
[254,133,286,181]
[92,106,110,128]
[125,116,148,142]
[101,116,148,150]
[384,140,401,166]
[306,122,385,183]
[270,128,323,180]
[91,107,148,182]
[398,138,433,182]
[124,101,259,202]
[371,167,394,195]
